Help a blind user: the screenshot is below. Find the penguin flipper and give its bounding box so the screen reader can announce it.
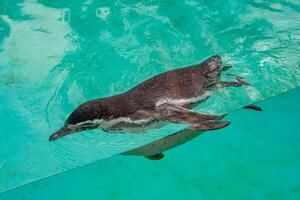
[145,153,165,160]
[156,103,225,124]
[156,103,230,131]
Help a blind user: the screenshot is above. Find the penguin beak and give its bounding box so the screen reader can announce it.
[49,126,75,141]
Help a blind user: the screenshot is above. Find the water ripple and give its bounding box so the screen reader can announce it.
[0,0,300,193]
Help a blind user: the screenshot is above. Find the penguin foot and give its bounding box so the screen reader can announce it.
[222,65,232,71]
[221,77,250,87]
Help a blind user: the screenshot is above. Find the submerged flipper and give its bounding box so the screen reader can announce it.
[156,103,229,131]
[243,104,262,111]
[156,103,225,124]
[145,153,164,160]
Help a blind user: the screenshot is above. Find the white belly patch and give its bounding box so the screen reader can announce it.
[155,91,212,107]
[69,116,157,133]
[69,91,213,133]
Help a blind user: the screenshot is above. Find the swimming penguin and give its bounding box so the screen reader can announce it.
[49,55,252,142]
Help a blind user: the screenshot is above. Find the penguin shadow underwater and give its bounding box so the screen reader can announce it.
[49,55,262,160]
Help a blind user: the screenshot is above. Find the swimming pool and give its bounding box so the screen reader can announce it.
[0,0,300,197]
[1,87,300,199]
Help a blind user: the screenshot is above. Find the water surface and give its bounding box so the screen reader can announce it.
[0,0,300,193]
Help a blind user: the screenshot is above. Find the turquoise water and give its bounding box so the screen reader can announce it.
[1,87,300,200]
[0,0,300,195]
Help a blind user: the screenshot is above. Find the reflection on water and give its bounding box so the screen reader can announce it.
[0,0,300,193]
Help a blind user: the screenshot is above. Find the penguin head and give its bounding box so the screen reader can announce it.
[49,101,105,141]
[48,120,99,141]
[48,125,76,141]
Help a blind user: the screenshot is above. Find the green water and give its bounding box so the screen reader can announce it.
[0,0,300,195]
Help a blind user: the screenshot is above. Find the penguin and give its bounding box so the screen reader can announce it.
[49,55,252,142]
